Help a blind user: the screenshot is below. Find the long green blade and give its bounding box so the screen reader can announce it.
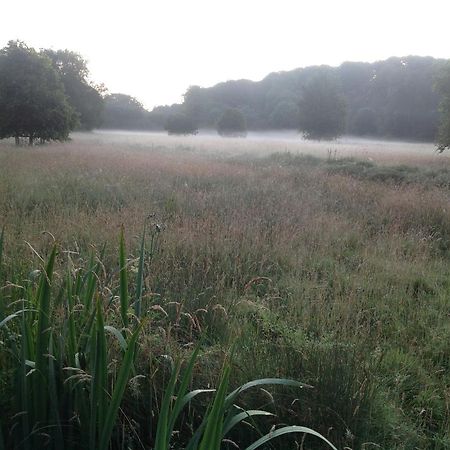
[33,245,57,425]
[98,322,142,450]
[119,227,128,329]
[154,361,180,450]
[198,364,231,450]
[225,378,312,407]
[90,301,107,450]
[244,425,338,450]
[134,224,146,318]
[223,410,274,436]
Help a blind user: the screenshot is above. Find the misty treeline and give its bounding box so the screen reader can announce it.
[103,56,450,145]
[2,39,450,147]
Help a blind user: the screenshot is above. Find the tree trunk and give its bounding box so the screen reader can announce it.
[15,136,20,146]
[28,136,33,146]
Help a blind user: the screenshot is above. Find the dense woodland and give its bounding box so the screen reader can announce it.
[103,56,447,141]
[2,40,450,147]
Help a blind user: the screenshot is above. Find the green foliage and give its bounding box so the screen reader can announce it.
[43,49,104,130]
[0,41,78,144]
[166,112,198,135]
[298,71,346,140]
[0,231,335,450]
[351,107,378,135]
[176,56,443,139]
[269,100,299,128]
[435,61,450,152]
[217,108,247,137]
[101,93,149,129]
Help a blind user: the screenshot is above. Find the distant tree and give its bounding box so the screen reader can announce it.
[351,107,378,135]
[0,41,78,145]
[147,104,183,130]
[216,108,247,136]
[165,113,198,135]
[298,73,346,140]
[269,100,299,128]
[435,62,450,152]
[102,94,147,129]
[43,49,104,130]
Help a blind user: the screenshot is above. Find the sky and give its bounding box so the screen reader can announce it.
[1,0,449,109]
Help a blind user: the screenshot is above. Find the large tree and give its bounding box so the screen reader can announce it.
[216,108,247,136]
[435,62,450,152]
[0,41,78,145]
[165,113,198,135]
[101,93,148,129]
[298,71,346,140]
[43,49,104,130]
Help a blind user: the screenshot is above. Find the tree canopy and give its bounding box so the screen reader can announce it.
[43,49,104,130]
[435,62,450,152]
[165,113,198,135]
[298,71,346,140]
[101,94,148,129]
[216,108,247,136]
[0,41,78,144]
[173,56,445,140]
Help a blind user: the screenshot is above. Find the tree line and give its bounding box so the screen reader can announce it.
[2,40,450,149]
[103,55,450,147]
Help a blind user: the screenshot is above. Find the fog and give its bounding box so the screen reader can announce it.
[83,129,446,166]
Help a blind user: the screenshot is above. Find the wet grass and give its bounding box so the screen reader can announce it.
[0,134,449,449]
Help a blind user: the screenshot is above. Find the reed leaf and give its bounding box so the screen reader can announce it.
[244,425,338,450]
[119,227,128,329]
[98,322,142,450]
[33,245,57,426]
[134,224,146,318]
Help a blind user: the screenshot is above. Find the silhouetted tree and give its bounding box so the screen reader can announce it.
[217,108,247,136]
[0,41,78,145]
[102,94,147,129]
[351,107,378,135]
[43,49,104,130]
[298,72,346,140]
[165,113,198,135]
[174,56,443,140]
[435,62,450,152]
[269,100,299,128]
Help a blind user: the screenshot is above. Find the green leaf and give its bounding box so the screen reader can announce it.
[90,301,107,450]
[98,322,142,450]
[198,364,231,450]
[244,425,338,450]
[154,360,181,450]
[104,325,128,352]
[33,245,57,426]
[223,410,274,436]
[134,224,146,318]
[119,227,128,329]
[226,378,312,407]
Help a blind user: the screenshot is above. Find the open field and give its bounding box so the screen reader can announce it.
[1,131,450,449]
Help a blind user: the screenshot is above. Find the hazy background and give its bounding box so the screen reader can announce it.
[1,0,449,109]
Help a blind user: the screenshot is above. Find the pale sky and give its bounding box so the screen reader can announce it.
[1,0,449,109]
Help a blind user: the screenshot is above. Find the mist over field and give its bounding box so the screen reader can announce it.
[89,129,443,162]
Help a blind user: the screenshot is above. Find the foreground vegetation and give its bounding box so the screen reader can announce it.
[0,134,449,449]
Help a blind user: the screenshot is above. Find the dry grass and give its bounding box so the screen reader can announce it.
[0,131,449,449]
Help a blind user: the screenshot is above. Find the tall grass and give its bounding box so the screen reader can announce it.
[0,233,336,449]
[0,134,449,448]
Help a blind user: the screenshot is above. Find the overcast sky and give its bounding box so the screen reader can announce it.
[1,0,449,109]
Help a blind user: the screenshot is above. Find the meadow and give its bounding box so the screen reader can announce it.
[0,131,449,449]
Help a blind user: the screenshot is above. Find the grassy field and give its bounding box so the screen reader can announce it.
[0,131,449,449]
